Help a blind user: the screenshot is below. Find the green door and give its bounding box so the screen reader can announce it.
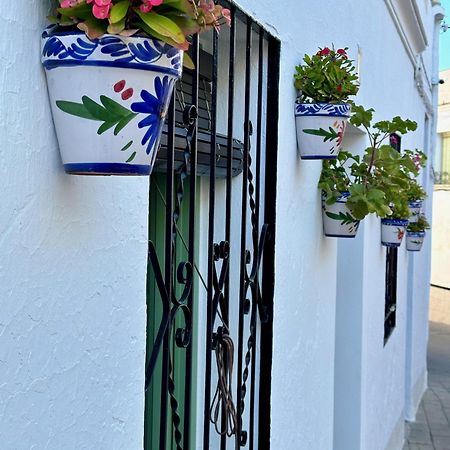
[145,174,198,450]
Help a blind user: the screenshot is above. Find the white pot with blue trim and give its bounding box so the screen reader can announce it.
[41,27,182,176]
[380,218,408,247]
[294,102,351,160]
[322,191,360,238]
[406,231,425,251]
[408,200,422,223]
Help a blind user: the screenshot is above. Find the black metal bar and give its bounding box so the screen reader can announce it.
[248,29,265,450]
[160,95,176,450]
[203,28,219,450]
[258,35,280,450]
[221,9,236,450]
[236,17,252,449]
[183,34,199,450]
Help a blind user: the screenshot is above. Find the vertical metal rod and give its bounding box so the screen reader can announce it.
[258,36,280,450]
[203,29,219,450]
[160,95,176,450]
[221,9,236,450]
[184,34,199,450]
[236,17,252,449]
[248,29,265,450]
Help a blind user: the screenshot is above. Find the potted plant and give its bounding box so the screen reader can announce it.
[406,175,427,222]
[406,214,430,251]
[294,46,359,160]
[319,151,361,238]
[319,105,420,245]
[42,0,230,176]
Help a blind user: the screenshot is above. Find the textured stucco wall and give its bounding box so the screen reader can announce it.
[0,1,148,448]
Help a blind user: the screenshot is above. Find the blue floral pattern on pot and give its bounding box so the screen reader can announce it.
[381,218,408,247]
[294,102,351,159]
[42,27,182,77]
[131,76,174,154]
[406,231,426,252]
[295,102,352,117]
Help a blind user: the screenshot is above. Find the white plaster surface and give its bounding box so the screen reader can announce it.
[0,0,438,449]
[0,1,148,448]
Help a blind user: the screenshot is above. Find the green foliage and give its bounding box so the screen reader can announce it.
[407,179,427,202]
[52,0,230,49]
[319,105,426,221]
[407,215,430,232]
[294,46,359,103]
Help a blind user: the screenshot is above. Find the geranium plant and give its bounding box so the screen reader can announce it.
[407,214,430,232]
[51,0,231,49]
[320,105,421,221]
[294,46,360,103]
[407,178,427,202]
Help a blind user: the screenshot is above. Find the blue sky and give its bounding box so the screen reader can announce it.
[441,0,450,70]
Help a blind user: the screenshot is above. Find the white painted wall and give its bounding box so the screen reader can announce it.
[0,0,437,449]
[0,1,148,448]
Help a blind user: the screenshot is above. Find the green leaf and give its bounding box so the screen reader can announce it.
[77,18,108,40]
[136,10,186,44]
[99,95,131,117]
[120,140,134,152]
[97,121,116,135]
[126,151,137,162]
[183,52,195,70]
[56,100,97,120]
[82,96,115,121]
[57,3,92,19]
[110,0,130,23]
[114,113,138,135]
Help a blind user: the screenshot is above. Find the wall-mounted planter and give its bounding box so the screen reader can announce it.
[295,103,351,160]
[381,218,408,247]
[408,200,423,223]
[322,191,360,238]
[41,27,182,176]
[406,231,425,252]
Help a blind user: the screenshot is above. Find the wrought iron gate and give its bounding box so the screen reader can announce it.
[144,3,280,449]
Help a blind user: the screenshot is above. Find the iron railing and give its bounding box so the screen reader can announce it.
[144,3,280,449]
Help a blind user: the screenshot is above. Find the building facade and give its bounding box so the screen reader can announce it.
[0,0,443,449]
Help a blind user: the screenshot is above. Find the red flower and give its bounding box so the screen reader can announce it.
[121,88,134,100]
[337,48,347,56]
[114,80,126,92]
[319,47,331,56]
[336,84,343,92]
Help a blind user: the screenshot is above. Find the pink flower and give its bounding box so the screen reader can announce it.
[140,0,163,13]
[222,8,231,26]
[60,0,79,7]
[319,47,331,56]
[92,3,111,19]
[337,48,347,56]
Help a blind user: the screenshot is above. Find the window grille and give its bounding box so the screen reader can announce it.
[144,3,281,449]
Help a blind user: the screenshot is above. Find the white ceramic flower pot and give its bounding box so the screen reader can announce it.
[322,191,360,238]
[381,218,408,247]
[294,102,351,160]
[406,231,425,251]
[41,27,182,175]
[408,200,423,223]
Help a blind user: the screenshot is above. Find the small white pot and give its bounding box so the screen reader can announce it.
[41,27,182,175]
[408,200,423,223]
[294,102,351,160]
[381,218,408,247]
[322,192,360,238]
[406,231,425,251]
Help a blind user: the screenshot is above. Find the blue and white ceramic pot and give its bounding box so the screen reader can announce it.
[294,102,351,160]
[322,191,360,238]
[408,200,423,223]
[406,231,425,251]
[41,27,182,175]
[381,218,408,247]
